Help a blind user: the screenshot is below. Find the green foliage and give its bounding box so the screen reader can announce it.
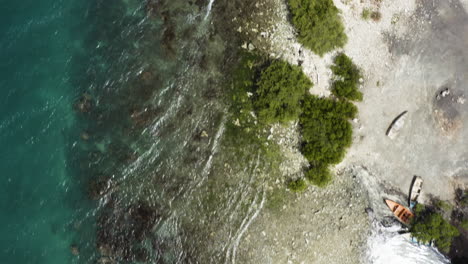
[254,60,312,124]
[411,206,460,252]
[460,190,468,206]
[224,51,281,163]
[266,187,289,211]
[361,9,371,20]
[413,203,426,216]
[461,220,468,230]
[288,178,308,192]
[287,0,347,56]
[434,200,453,212]
[300,95,356,164]
[305,163,332,187]
[331,53,363,101]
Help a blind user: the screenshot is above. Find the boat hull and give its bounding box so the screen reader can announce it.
[385,199,414,225]
[409,176,423,208]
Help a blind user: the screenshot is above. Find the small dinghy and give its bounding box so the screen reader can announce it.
[408,176,423,208]
[386,111,408,139]
[385,199,414,225]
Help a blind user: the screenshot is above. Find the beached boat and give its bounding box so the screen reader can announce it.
[386,110,408,139]
[385,199,414,225]
[409,176,423,208]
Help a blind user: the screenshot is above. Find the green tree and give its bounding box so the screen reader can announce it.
[255,60,312,124]
[411,208,460,252]
[331,53,363,101]
[288,0,347,56]
[305,163,332,187]
[300,95,355,164]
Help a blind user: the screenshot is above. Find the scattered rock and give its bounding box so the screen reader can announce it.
[81,132,90,141]
[70,245,79,256]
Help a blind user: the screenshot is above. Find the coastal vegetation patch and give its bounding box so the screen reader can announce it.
[224,51,282,165]
[299,95,357,186]
[288,178,308,192]
[410,204,459,252]
[298,53,361,187]
[255,60,312,124]
[287,0,347,56]
[225,51,312,161]
[331,53,363,101]
[226,51,362,191]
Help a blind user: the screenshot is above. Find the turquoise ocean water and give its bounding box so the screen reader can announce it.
[0,0,91,263]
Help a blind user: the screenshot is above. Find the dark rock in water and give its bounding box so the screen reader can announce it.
[381,216,401,227]
[87,175,114,200]
[98,244,112,257]
[74,93,93,113]
[70,245,79,256]
[96,201,160,262]
[133,248,150,262]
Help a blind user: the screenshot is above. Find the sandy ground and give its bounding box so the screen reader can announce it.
[230,0,468,263]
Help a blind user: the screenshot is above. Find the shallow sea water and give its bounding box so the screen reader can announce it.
[0,0,90,263]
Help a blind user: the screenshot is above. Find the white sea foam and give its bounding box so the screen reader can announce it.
[365,223,450,264]
[204,0,215,20]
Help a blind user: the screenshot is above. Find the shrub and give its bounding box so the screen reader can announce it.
[331,53,363,101]
[411,206,460,252]
[225,51,282,163]
[288,178,308,192]
[305,163,332,187]
[300,95,355,164]
[461,220,468,230]
[361,9,371,20]
[254,60,312,124]
[287,0,347,56]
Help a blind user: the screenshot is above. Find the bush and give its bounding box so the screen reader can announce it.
[225,51,282,163]
[331,53,363,101]
[411,206,460,252]
[305,163,332,187]
[254,60,312,124]
[461,220,468,230]
[361,9,371,20]
[288,0,347,56]
[300,95,356,164]
[288,178,308,192]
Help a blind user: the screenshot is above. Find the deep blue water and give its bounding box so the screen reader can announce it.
[0,0,91,263]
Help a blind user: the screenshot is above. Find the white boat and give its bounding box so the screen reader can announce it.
[409,176,423,208]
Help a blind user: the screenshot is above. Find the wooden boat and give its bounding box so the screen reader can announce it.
[385,199,414,225]
[408,176,423,208]
[386,110,408,139]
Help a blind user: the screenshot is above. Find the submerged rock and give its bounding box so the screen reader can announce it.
[70,245,79,256]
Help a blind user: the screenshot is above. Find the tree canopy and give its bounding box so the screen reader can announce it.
[331,53,363,101]
[255,60,312,124]
[410,205,460,252]
[288,0,347,56]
